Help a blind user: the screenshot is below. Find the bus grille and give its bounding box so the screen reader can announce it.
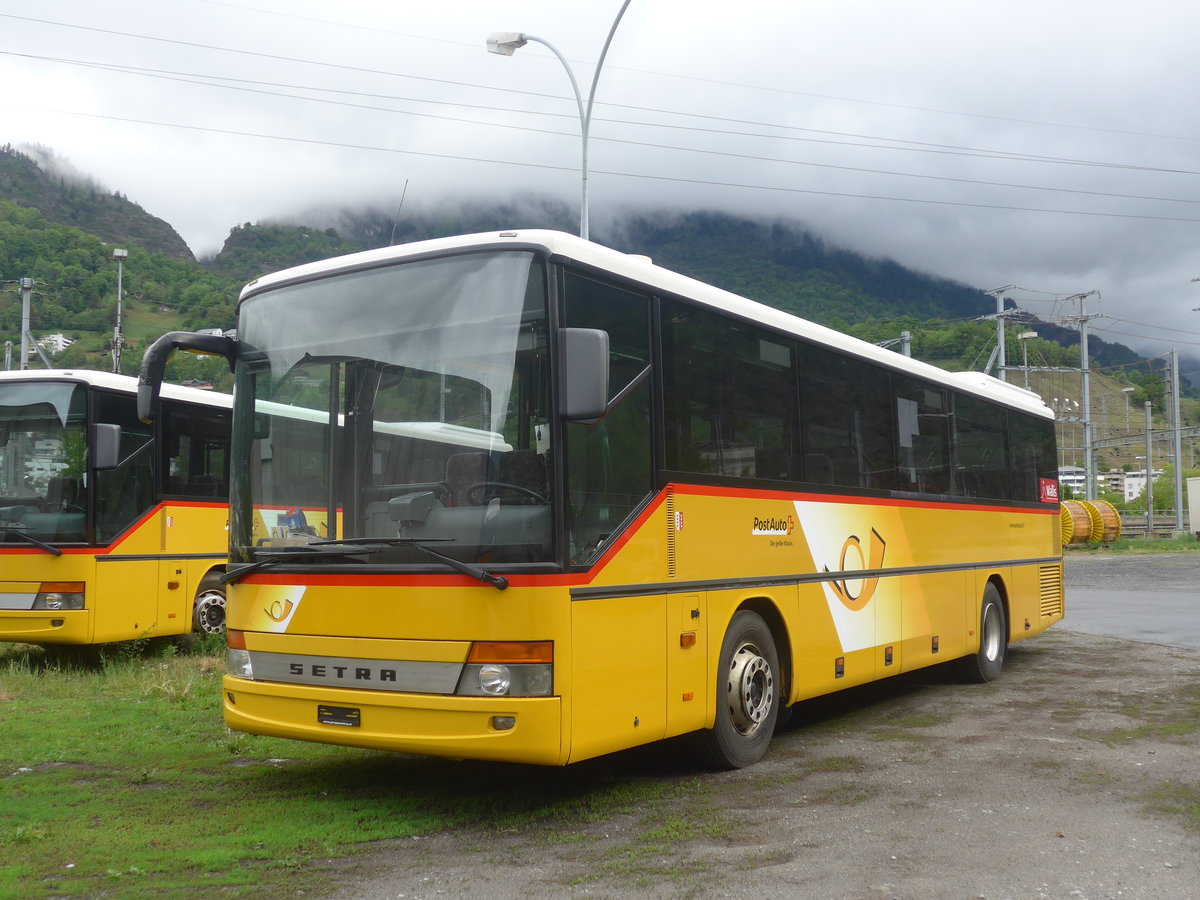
[1038,564,1064,618]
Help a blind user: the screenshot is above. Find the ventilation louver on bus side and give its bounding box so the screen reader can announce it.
[1038,565,1064,618]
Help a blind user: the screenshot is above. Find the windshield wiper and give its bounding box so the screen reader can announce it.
[222,542,383,585]
[0,525,62,556]
[303,538,509,591]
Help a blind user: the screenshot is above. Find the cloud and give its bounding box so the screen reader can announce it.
[2,0,1200,357]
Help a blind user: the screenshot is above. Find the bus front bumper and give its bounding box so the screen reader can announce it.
[222,675,565,765]
[0,610,91,644]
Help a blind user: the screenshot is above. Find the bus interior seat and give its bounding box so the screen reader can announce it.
[45,476,78,511]
[803,453,836,485]
[497,449,546,496]
[754,447,790,480]
[444,451,491,506]
[187,474,222,497]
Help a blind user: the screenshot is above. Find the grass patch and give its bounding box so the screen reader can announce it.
[0,642,710,900]
[1145,781,1200,832]
[1084,684,1200,746]
[1064,535,1200,554]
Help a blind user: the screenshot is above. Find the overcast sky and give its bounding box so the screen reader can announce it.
[4,0,1200,368]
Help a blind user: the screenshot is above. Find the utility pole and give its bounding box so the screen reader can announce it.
[985,285,1017,382]
[1170,348,1184,534]
[1061,291,1099,500]
[1145,401,1154,536]
[19,277,33,370]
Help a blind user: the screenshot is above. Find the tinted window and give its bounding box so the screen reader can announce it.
[797,342,895,490]
[161,401,230,498]
[894,376,951,495]
[663,301,799,481]
[954,393,1010,500]
[1009,410,1057,503]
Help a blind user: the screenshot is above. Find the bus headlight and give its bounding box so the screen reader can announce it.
[455,641,554,697]
[478,664,510,695]
[228,649,254,679]
[457,662,552,697]
[32,583,85,611]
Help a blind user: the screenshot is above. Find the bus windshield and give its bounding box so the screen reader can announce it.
[0,381,87,543]
[232,250,553,567]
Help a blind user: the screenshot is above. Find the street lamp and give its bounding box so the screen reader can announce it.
[112,248,128,373]
[487,0,632,241]
[1017,330,1036,390]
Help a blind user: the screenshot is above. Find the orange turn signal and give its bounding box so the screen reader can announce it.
[467,641,553,664]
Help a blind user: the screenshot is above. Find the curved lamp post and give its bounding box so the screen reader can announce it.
[487,0,632,241]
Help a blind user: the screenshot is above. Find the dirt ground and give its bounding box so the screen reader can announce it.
[324,573,1200,900]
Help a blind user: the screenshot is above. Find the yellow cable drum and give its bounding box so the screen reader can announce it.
[1059,499,1123,545]
[1085,498,1122,542]
[1060,500,1093,546]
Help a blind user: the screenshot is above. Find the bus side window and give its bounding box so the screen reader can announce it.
[663,302,799,482]
[161,402,231,498]
[564,273,652,565]
[797,342,895,491]
[94,392,155,542]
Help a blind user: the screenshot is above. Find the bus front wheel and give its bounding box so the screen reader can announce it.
[695,610,780,769]
[957,583,1006,683]
[192,573,227,637]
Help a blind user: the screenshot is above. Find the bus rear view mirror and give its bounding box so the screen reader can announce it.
[561,328,609,421]
[93,423,121,470]
[138,331,237,424]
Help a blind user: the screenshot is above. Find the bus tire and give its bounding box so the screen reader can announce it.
[957,583,1006,683]
[192,572,227,637]
[695,610,780,769]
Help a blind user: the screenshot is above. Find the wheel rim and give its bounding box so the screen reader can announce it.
[725,641,774,735]
[981,601,1002,662]
[194,590,226,635]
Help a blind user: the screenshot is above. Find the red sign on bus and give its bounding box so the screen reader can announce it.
[1039,478,1060,503]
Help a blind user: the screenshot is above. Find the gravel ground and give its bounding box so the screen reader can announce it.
[322,557,1200,900]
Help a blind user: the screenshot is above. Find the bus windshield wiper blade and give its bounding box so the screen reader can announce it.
[309,538,509,591]
[223,542,384,585]
[0,525,62,556]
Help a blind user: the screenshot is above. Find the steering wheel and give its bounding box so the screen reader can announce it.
[464,481,548,506]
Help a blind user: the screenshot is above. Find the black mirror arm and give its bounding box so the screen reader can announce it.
[138,331,236,423]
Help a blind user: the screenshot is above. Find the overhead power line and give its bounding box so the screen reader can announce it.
[9,49,1200,209]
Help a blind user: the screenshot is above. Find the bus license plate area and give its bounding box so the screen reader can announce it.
[318,705,361,727]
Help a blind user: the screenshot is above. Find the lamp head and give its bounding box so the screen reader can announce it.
[487,32,527,56]
[112,248,128,261]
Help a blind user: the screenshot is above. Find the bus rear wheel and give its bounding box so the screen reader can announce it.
[192,573,227,637]
[957,583,1006,683]
[695,610,780,769]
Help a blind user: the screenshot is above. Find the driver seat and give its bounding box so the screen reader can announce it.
[444,452,490,506]
[45,476,78,512]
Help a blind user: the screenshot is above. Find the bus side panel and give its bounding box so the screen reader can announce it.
[665,592,709,738]
[792,581,866,702]
[898,570,970,674]
[94,559,160,642]
[567,593,667,763]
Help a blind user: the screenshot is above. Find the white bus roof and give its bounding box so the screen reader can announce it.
[0,369,232,410]
[240,229,1053,420]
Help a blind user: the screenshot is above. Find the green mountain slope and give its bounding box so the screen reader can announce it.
[0,145,194,261]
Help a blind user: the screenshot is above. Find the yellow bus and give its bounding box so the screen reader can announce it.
[0,370,230,645]
[139,230,1063,768]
